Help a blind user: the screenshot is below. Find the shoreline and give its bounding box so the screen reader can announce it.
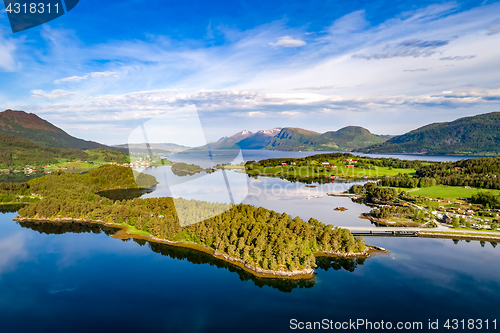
[417,231,500,242]
[13,216,385,280]
[95,184,158,193]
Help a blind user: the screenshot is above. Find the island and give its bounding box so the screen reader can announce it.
[6,164,383,279]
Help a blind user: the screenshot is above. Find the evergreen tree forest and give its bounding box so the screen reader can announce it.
[370,157,500,190]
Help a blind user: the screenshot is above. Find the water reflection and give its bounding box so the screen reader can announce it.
[98,188,154,201]
[18,221,119,236]
[0,204,26,213]
[16,221,366,293]
[316,256,366,272]
[0,232,28,276]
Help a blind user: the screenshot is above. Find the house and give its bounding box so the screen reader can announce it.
[442,214,452,224]
[347,165,354,168]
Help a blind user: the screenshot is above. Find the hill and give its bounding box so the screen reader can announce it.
[0,110,109,149]
[0,132,88,168]
[359,112,500,155]
[263,127,389,151]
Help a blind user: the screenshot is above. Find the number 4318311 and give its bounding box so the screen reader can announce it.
[444,319,497,330]
[5,2,60,14]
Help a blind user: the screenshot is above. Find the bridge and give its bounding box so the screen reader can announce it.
[343,226,421,237]
[343,225,500,238]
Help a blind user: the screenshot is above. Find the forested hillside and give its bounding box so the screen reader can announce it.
[0,132,129,169]
[378,157,500,190]
[0,132,87,168]
[360,112,500,155]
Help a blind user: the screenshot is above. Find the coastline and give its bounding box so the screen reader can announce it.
[13,216,384,280]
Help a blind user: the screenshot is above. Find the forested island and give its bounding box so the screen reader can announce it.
[9,165,372,278]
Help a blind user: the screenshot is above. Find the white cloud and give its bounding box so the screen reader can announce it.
[90,71,118,78]
[269,36,306,47]
[486,25,500,36]
[439,55,476,61]
[24,86,500,122]
[0,233,29,276]
[30,89,75,100]
[0,38,17,71]
[55,75,88,84]
[54,71,118,84]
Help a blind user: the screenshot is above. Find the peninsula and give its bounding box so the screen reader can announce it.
[9,165,379,279]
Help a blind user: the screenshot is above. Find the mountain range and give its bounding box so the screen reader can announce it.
[211,126,390,151]
[1,109,498,157]
[263,126,390,151]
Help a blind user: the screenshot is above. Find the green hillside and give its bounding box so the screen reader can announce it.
[0,110,109,149]
[237,132,277,149]
[264,127,388,151]
[360,112,500,155]
[0,132,87,168]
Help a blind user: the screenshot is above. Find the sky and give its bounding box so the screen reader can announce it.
[0,0,499,145]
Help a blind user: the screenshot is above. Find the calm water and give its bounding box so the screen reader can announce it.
[1,211,500,332]
[165,149,477,164]
[106,165,373,227]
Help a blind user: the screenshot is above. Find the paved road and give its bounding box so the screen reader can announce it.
[343,223,500,236]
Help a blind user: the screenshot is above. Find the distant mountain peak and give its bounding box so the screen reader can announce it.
[257,127,282,136]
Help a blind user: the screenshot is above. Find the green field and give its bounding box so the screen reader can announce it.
[247,165,416,178]
[389,185,500,199]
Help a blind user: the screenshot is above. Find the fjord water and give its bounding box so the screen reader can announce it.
[165,149,473,165]
[2,151,499,332]
[1,210,500,333]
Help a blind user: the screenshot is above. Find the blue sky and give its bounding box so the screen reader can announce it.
[0,0,499,145]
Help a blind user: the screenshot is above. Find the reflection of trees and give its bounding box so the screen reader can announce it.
[452,239,498,248]
[98,188,153,201]
[16,221,371,293]
[0,204,25,213]
[18,221,119,236]
[147,241,315,293]
[315,257,366,273]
